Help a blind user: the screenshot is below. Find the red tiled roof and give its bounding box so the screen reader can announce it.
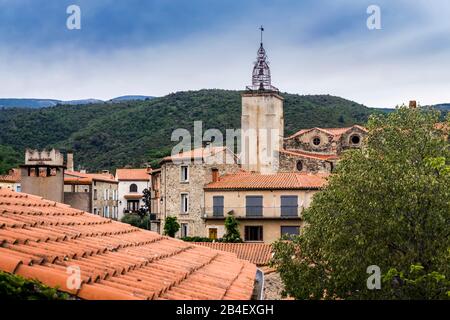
[0,188,256,300]
[205,171,328,190]
[161,146,231,163]
[280,149,338,161]
[65,171,117,184]
[192,243,273,266]
[287,125,367,140]
[116,169,150,181]
[0,169,21,183]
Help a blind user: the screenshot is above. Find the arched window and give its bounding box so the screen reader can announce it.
[129,184,138,193]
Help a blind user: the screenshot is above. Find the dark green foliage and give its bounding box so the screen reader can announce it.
[272,106,450,300]
[382,264,450,300]
[120,213,150,230]
[222,214,243,243]
[0,271,70,300]
[0,145,21,174]
[182,236,215,242]
[0,90,378,171]
[164,216,180,237]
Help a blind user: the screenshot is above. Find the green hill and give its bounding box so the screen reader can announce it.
[0,89,378,172]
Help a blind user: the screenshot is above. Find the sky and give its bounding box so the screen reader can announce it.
[0,0,449,108]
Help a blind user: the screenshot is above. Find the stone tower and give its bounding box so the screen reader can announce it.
[20,149,65,202]
[241,27,284,174]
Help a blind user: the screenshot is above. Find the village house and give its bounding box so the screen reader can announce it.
[64,170,119,219]
[203,171,327,243]
[0,168,21,192]
[159,146,240,238]
[115,168,151,220]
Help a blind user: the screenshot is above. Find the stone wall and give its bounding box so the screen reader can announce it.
[160,161,240,238]
[278,152,332,173]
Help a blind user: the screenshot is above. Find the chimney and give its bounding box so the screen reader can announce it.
[67,152,74,172]
[409,100,417,109]
[211,168,219,183]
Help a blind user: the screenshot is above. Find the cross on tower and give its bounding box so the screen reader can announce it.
[260,25,264,44]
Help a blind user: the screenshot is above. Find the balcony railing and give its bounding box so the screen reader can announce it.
[202,206,303,220]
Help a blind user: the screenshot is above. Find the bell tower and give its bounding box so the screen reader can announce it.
[241,26,284,174]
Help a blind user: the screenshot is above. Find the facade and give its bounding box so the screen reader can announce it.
[280,125,368,173]
[115,168,151,220]
[203,171,327,243]
[64,170,119,219]
[0,168,21,192]
[159,146,240,238]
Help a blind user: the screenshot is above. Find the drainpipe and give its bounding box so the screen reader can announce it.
[252,268,265,300]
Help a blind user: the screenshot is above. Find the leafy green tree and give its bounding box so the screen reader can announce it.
[272,106,450,299]
[222,213,243,243]
[0,145,20,175]
[121,213,150,230]
[164,216,180,237]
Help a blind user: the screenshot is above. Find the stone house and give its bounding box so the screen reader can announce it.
[64,170,119,219]
[159,146,240,238]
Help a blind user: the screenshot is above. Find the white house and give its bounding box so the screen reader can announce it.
[115,168,151,220]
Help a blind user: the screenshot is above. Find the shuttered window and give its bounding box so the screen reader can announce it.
[213,196,224,217]
[246,196,263,217]
[281,196,298,217]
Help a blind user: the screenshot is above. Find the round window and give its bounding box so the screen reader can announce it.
[312,137,321,146]
[296,161,303,171]
[350,135,360,145]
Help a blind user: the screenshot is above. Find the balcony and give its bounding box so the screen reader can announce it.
[202,206,303,220]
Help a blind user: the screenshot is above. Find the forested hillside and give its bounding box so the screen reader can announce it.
[0,89,378,171]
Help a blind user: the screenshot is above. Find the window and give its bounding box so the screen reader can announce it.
[181,223,189,238]
[245,226,263,242]
[129,184,138,193]
[312,137,321,146]
[281,196,298,217]
[350,135,361,145]
[104,189,108,201]
[93,189,97,200]
[296,161,303,172]
[246,196,263,217]
[180,166,189,182]
[281,226,300,237]
[16,186,21,192]
[213,196,224,217]
[181,193,189,214]
[93,207,98,215]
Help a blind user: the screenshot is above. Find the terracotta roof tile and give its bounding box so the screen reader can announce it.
[0,187,256,300]
[65,171,117,184]
[280,149,339,161]
[287,125,368,140]
[192,243,273,266]
[0,169,21,183]
[115,168,151,181]
[205,171,328,190]
[161,146,231,163]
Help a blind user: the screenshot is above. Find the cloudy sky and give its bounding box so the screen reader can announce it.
[0,0,449,108]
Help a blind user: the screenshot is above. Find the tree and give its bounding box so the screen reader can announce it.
[222,212,243,243]
[271,106,450,299]
[120,213,150,230]
[164,216,180,237]
[0,145,20,175]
